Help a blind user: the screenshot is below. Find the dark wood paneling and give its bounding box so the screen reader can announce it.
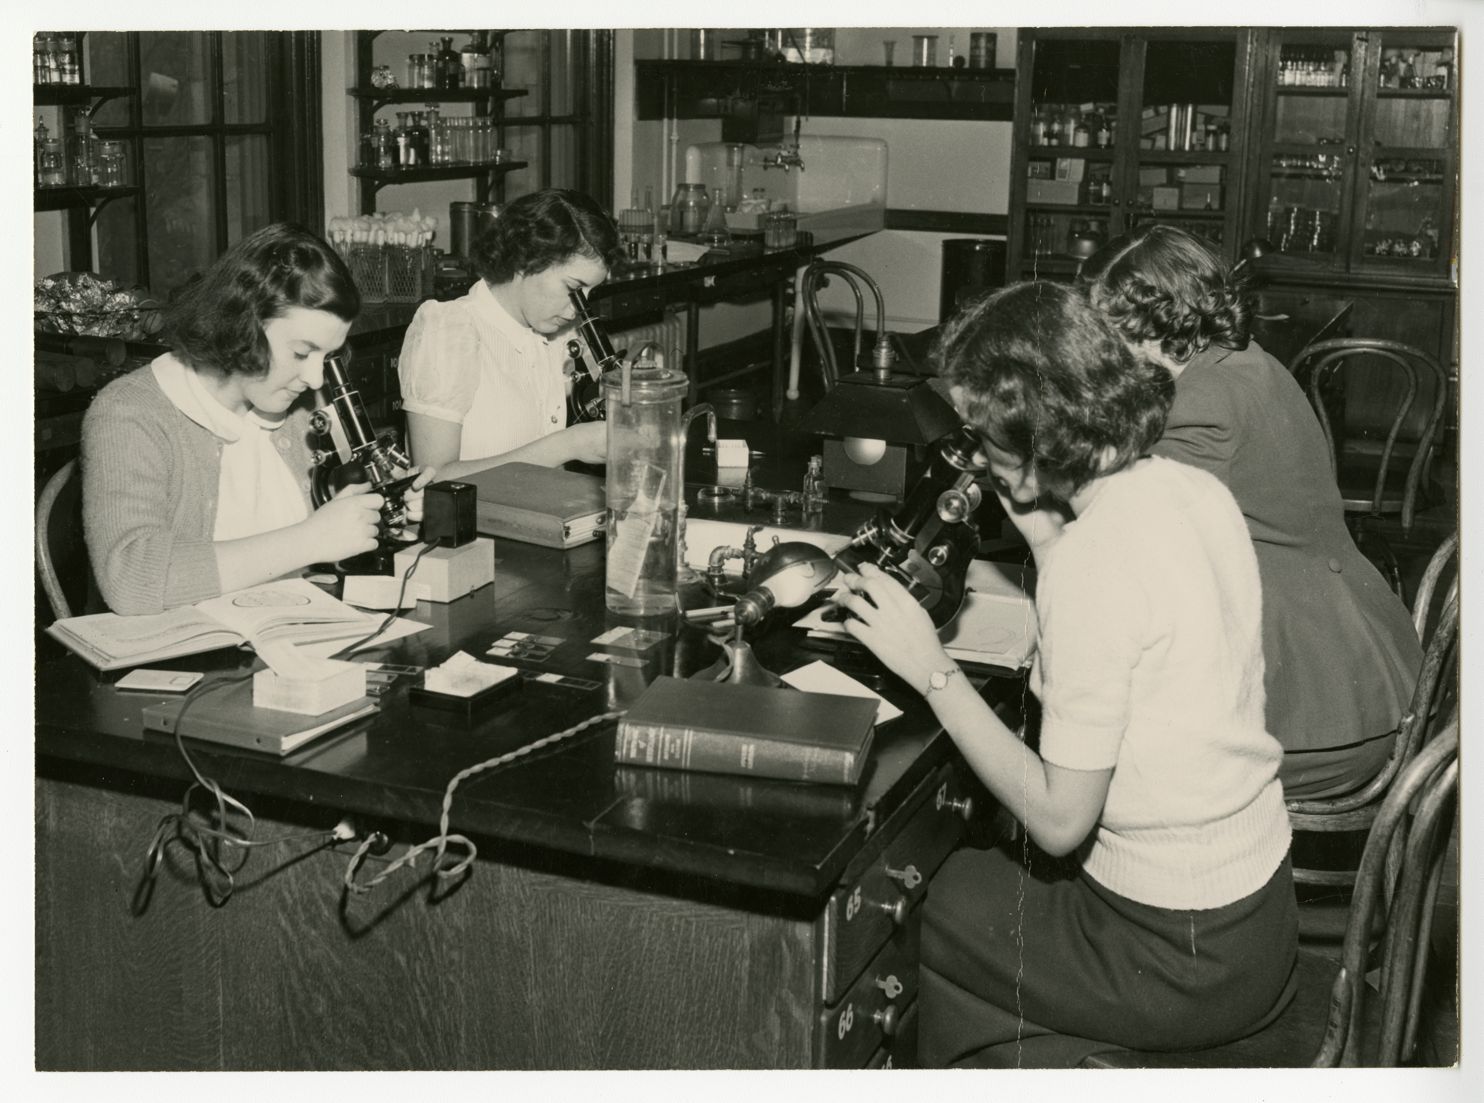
[37,773,819,1069]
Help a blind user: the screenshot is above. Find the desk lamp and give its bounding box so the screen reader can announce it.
[690,541,839,686]
[1232,237,1273,276]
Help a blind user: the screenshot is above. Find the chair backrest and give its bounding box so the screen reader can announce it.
[1287,573,1457,827]
[35,458,86,622]
[1411,530,1459,642]
[1291,339,1448,528]
[1312,718,1458,1067]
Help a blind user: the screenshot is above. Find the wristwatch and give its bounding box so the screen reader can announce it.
[924,665,962,696]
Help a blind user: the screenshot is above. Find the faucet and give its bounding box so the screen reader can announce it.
[761,146,805,173]
[761,117,805,172]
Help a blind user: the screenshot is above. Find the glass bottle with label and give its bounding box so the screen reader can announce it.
[437,36,462,89]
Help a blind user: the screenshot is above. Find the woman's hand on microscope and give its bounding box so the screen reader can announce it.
[400,463,439,523]
[304,482,383,562]
[832,562,955,697]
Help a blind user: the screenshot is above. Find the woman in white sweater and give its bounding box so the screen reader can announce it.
[833,281,1296,1066]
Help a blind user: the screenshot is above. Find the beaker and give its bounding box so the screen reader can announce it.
[603,357,700,617]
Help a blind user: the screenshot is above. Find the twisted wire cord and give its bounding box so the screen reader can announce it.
[342,708,627,895]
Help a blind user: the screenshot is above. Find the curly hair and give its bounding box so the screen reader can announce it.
[1078,223,1252,365]
[936,281,1174,499]
[165,222,359,378]
[471,188,623,286]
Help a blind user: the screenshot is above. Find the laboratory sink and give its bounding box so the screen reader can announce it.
[683,135,888,236]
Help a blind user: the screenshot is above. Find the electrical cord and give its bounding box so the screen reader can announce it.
[135,547,433,913]
[332,540,434,658]
[134,669,341,913]
[342,708,626,896]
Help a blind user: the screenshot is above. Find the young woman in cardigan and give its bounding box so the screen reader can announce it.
[82,222,432,615]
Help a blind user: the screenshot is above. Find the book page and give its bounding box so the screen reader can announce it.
[194,579,375,646]
[50,606,235,659]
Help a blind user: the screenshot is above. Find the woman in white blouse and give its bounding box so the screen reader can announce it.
[397,189,624,480]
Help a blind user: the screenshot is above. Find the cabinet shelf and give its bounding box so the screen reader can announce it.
[1025,146,1117,160]
[1273,85,1350,97]
[1024,203,1117,216]
[1375,87,1452,100]
[348,86,528,109]
[34,185,140,212]
[1135,150,1233,165]
[351,161,527,186]
[33,83,133,108]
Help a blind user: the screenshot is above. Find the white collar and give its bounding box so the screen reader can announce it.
[152,352,288,443]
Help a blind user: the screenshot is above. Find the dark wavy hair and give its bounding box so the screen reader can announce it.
[1078,223,1252,364]
[165,222,360,378]
[937,281,1174,499]
[472,188,623,286]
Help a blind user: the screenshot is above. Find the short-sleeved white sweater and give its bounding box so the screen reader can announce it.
[1031,456,1291,910]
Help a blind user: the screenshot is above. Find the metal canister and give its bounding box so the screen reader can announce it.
[450,201,479,258]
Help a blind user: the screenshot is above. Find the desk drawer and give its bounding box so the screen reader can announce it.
[816,915,919,1068]
[817,764,973,1004]
[865,1000,919,1069]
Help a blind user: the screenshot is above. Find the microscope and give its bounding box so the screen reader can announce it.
[835,424,989,627]
[565,288,624,423]
[308,351,419,572]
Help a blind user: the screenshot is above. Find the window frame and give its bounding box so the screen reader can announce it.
[85,30,324,291]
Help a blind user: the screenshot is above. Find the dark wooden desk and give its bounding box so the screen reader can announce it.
[35,538,1017,1070]
[1250,293,1354,371]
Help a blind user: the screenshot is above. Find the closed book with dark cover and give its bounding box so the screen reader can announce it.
[142,679,378,756]
[463,462,605,549]
[614,676,877,786]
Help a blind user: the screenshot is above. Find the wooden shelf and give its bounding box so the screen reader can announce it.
[350,161,527,186]
[34,185,140,211]
[1025,146,1117,160]
[1375,87,1452,100]
[1273,85,1350,96]
[1134,150,1233,165]
[348,87,528,107]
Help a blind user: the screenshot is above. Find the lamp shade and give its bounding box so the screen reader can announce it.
[804,371,962,444]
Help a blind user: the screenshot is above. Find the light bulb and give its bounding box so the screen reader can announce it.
[843,436,887,465]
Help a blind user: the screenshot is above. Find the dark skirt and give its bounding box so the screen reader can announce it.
[918,842,1298,1068]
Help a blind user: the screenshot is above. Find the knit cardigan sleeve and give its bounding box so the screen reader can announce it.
[81,376,223,614]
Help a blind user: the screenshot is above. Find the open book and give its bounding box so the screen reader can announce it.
[47,579,393,671]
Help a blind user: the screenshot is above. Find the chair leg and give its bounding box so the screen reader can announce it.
[1349,517,1405,604]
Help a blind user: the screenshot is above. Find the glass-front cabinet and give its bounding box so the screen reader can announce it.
[1248,27,1457,280]
[1009,28,1254,279]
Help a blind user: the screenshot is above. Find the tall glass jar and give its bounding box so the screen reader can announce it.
[98,141,127,187]
[603,361,691,617]
[437,36,462,89]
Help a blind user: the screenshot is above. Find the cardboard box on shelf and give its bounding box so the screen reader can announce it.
[1181,164,1224,184]
[1054,158,1087,182]
[1151,186,1182,211]
[1139,166,1169,187]
[1026,179,1083,205]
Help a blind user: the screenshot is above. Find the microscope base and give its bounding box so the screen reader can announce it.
[691,638,783,688]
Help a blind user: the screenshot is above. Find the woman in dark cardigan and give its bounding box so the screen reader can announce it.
[1080,224,1421,799]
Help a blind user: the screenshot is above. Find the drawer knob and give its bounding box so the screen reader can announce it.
[873,893,909,927]
[935,789,974,822]
[885,863,922,890]
[876,973,904,1000]
[874,1004,901,1037]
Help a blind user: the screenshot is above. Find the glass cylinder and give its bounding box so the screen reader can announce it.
[98,141,128,187]
[603,362,691,616]
[912,35,938,67]
[39,138,66,187]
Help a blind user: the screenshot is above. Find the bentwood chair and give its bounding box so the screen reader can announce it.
[1284,531,1459,918]
[993,719,1458,1069]
[1291,339,1448,597]
[35,458,89,622]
